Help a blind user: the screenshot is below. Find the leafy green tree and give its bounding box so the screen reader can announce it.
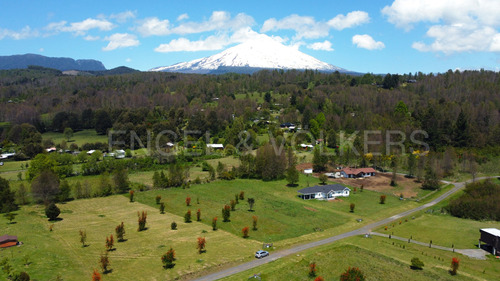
[57,180,71,202]
[94,110,112,135]
[79,230,87,247]
[63,127,73,141]
[422,164,440,190]
[407,153,416,178]
[31,170,60,204]
[15,183,28,205]
[411,257,424,270]
[0,177,17,213]
[312,146,327,172]
[184,210,192,223]
[222,205,231,222]
[112,168,129,194]
[319,174,328,185]
[255,143,286,180]
[247,198,255,211]
[45,202,60,220]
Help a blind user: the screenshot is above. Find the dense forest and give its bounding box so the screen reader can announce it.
[1,67,500,159]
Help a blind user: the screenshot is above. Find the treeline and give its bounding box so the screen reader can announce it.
[447,180,500,221]
[1,68,500,154]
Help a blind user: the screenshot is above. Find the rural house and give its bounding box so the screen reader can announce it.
[479,228,500,255]
[340,167,376,178]
[298,184,351,200]
[0,235,18,248]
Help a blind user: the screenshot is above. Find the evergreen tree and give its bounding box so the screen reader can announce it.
[0,177,17,213]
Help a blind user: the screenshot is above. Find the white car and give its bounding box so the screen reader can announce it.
[255,250,269,259]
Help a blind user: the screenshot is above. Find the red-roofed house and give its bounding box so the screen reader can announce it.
[340,167,376,178]
[0,235,18,248]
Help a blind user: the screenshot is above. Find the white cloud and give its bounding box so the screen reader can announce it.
[177,13,189,21]
[352,34,385,50]
[327,11,370,30]
[46,18,115,36]
[0,26,38,40]
[136,17,171,36]
[171,11,254,34]
[84,35,100,41]
[155,27,265,53]
[261,11,369,40]
[102,33,139,51]
[383,0,500,53]
[155,35,228,52]
[110,11,136,23]
[307,40,334,51]
[126,58,132,62]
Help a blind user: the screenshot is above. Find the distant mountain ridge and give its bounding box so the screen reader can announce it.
[151,34,351,74]
[0,54,106,71]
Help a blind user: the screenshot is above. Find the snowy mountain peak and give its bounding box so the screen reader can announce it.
[150,34,346,74]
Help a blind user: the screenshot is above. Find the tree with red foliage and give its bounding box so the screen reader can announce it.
[161,247,176,268]
[129,190,134,202]
[115,222,125,242]
[314,277,324,281]
[196,209,201,221]
[197,237,206,254]
[99,252,110,273]
[350,203,355,212]
[340,267,365,281]
[242,226,249,238]
[212,217,217,230]
[184,210,192,223]
[450,257,460,275]
[138,210,147,231]
[308,262,317,277]
[222,204,231,222]
[92,269,101,281]
[186,196,191,206]
[380,195,386,204]
[105,234,114,251]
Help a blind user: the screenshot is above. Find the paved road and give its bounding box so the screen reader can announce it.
[193,177,497,281]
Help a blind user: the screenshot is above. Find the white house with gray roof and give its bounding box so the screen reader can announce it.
[298,184,350,200]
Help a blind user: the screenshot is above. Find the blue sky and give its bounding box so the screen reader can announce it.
[1,0,500,73]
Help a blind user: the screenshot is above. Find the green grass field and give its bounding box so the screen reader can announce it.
[220,235,500,281]
[42,129,108,147]
[0,196,259,281]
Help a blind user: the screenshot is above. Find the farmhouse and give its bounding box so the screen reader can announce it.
[341,167,376,178]
[298,184,350,200]
[0,235,18,248]
[479,228,500,255]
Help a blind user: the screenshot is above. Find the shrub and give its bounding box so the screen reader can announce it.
[171,221,177,230]
[314,277,324,281]
[247,198,255,211]
[252,215,258,230]
[239,191,245,200]
[340,267,365,281]
[137,211,147,231]
[129,190,134,202]
[242,226,249,238]
[159,202,165,214]
[197,237,206,254]
[380,195,386,204]
[235,194,239,204]
[450,257,460,275]
[186,196,191,206]
[308,262,317,277]
[222,205,231,222]
[79,230,87,247]
[155,195,161,204]
[45,202,60,221]
[350,203,355,213]
[411,257,424,270]
[184,210,192,223]
[196,209,201,221]
[115,222,125,242]
[212,217,217,230]
[161,248,176,268]
[230,199,236,211]
[14,271,30,281]
[105,235,114,251]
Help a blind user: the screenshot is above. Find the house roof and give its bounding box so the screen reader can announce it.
[207,144,224,148]
[481,228,500,237]
[0,235,18,244]
[342,167,376,175]
[298,184,350,194]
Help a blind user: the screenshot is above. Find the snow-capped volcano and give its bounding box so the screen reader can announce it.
[150,34,347,74]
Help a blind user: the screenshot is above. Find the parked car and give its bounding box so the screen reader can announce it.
[255,250,269,259]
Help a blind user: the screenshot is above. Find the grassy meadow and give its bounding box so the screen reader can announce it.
[42,129,108,147]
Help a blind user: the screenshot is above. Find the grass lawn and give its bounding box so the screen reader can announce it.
[133,175,415,243]
[0,196,259,281]
[42,129,108,147]
[220,235,500,281]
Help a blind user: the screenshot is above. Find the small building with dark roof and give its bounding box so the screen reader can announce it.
[479,228,500,255]
[0,235,18,248]
[298,184,350,200]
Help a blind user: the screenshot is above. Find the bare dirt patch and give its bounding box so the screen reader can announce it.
[330,173,421,198]
[304,206,318,212]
